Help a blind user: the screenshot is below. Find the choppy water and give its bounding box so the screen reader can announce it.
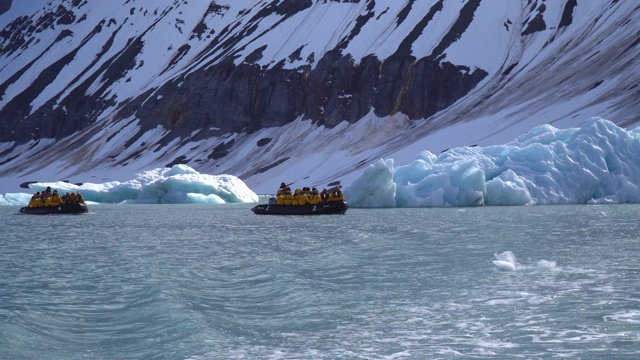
[1,203,640,359]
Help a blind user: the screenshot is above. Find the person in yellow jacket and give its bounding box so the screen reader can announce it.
[327,187,344,202]
[28,192,43,207]
[309,188,322,205]
[296,189,310,206]
[283,187,293,205]
[45,190,64,207]
[276,182,287,205]
[292,189,301,205]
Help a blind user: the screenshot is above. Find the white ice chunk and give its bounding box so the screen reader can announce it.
[0,192,32,205]
[493,251,518,271]
[22,165,258,205]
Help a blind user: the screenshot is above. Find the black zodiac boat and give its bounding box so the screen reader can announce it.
[19,202,89,215]
[251,200,348,215]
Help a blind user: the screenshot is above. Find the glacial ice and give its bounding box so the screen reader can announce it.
[493,251,557,272]
[1,165,258,205]
[345,118,640,207]
[493,251,518,271]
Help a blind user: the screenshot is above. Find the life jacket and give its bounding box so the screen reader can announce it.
[328,191,343,202]
[309,194,322,205]
[283,192,293,205]
[292,189,301,205]
[47,195,64,206]
[36,198,45,207]
[298,193,310,206]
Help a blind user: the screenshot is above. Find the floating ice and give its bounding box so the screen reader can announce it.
[493,251,518,271]
[493,252,558,272]
[345,118,640,207]
[6,165,258,205]
[0,192,32,206]
[536,260,557,269]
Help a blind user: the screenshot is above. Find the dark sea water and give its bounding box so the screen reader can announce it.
[1,203,639,359]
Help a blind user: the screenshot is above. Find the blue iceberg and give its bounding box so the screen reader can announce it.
[346,118,640,207]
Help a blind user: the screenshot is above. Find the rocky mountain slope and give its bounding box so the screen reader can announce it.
[0,0,638,194]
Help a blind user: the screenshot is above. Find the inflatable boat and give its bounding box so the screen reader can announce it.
[251,200,348,215]
[19,202,89,215]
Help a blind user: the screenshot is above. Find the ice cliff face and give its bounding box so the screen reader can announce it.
[0,0,638,194]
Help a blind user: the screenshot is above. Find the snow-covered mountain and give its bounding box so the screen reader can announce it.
[0,0,638,194]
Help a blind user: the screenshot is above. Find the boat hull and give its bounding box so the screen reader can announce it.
[19,203,89,215]
[251,201,348,215]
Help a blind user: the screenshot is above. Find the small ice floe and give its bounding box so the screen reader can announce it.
[493,251,558,272]
[493,251,518,271]
[536,259,557,269]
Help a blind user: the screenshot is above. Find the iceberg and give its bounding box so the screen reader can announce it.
[0,192,32,206]
[345,118,640,207]
[2,165,258,205]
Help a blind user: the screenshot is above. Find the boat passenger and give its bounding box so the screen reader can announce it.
[275,183,287,205]
[45,190,64,206]
[28,192,41,208]
[309,188,322,205]
[321,188,330,203]
[277,182,287,196]
[76,192,85,203]
[327,187,344,202]
[296,189,310,206]
[33,194,45,207]
[283,187,293,205]
[292,189,301,205]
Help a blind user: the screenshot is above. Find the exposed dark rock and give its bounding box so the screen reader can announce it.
[396,0,417,26]
[589,80,604,90]
[336,0,375,51]
[164,44,191,73]
[522,3,547,36]
[257,138,271,146]
[559,0,577,28]
[20,181,37,189]
[129,43,486,138]
[502,62,519,76]
[395,0,443,58]
[252,157,290,175]
[208,140,235,160]
[166,155,189,167]
[55,4,76,25]
[245,45,267,64]
[0,0,10,16]
[428,0,480,59]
